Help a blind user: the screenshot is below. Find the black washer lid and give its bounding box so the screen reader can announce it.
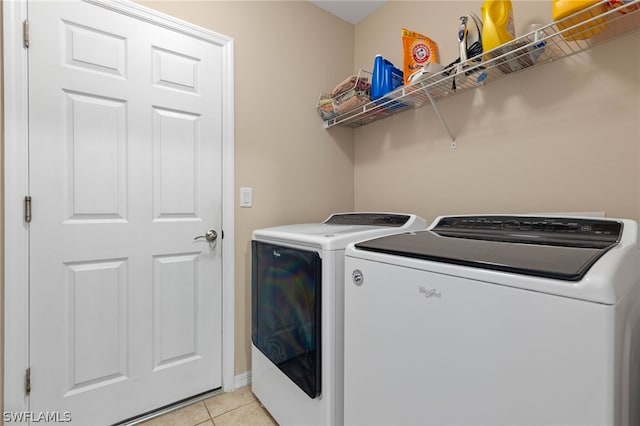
[354,216,622,281]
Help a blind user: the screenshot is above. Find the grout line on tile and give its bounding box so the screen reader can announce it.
[203,398,213,420]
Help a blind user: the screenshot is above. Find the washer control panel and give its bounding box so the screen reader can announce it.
[433,216,622,246]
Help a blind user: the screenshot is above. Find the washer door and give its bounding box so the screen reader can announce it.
[251,241,322,398]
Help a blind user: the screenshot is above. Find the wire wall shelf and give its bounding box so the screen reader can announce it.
[321,0,640,143]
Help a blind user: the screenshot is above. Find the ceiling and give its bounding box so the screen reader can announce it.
[309,0,386,25]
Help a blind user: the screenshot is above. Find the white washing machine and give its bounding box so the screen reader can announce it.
[344,214,640,426]
[251,212,427,426]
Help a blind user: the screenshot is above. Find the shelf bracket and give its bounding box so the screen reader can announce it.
[425,90,456,149]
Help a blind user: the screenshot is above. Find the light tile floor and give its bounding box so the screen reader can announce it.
[141,386,278,426]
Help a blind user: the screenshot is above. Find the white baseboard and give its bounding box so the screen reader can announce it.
[234,371,252,389]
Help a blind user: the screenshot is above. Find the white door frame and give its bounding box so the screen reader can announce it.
[3,0,235,416]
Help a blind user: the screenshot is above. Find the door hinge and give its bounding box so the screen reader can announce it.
[25,368,31,396]
[23,20,30,48]
[25,196,32,223]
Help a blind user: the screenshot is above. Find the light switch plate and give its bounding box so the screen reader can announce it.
[240,187,252,208]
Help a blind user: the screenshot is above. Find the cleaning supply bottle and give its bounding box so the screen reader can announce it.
[480,0,515,53]
[371,55,403,100]
[552,0,607,40]
[371,55,386,100]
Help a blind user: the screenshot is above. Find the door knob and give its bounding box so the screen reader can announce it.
[194,229,217,242]
[194,229,218,248]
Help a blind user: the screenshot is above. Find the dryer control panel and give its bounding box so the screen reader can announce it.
[324,213,411,227]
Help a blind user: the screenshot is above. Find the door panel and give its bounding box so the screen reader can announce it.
[65,91,128,221]
[152,253,200,368]
[152,107,200,218]
[28,1,223,423]
[65,259,129,396]
[63,20,127,77]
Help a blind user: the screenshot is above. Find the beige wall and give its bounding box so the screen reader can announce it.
[353,1,640,222]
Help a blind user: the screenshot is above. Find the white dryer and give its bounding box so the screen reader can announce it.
[344,215,640,426]
[251,213,427,426]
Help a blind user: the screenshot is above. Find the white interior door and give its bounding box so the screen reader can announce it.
[27,1,224,423]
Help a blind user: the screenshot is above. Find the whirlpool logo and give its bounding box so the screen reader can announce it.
[352,269,364,286]
[418,285,442,299]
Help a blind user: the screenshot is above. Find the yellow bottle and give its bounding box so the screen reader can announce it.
[552,0,607,41]
[480,0,515,52]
